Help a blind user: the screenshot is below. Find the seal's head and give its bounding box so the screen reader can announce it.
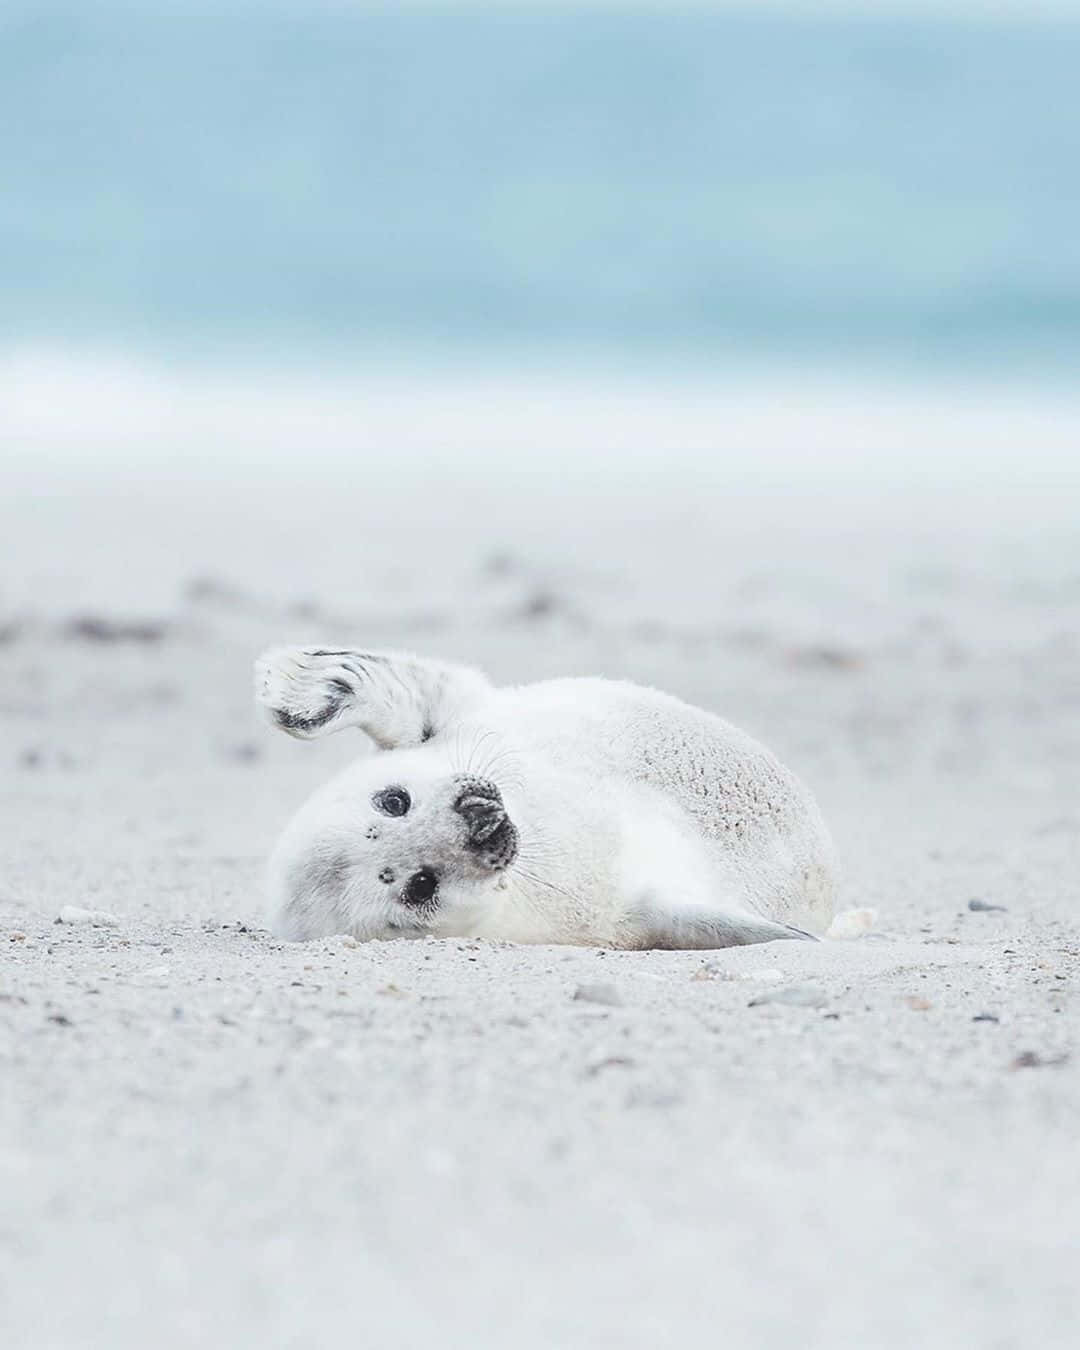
[267,748,519,941]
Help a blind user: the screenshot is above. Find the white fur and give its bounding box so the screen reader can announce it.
[256,648,837,949]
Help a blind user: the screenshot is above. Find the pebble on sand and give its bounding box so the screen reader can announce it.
[56,905,120,927]
[826,907,878,939]
[1011,1050,1070,1070]
[573,983,623,1007]
[130,966,172,986]
[748,985,827,1009]
[692,964,785,983]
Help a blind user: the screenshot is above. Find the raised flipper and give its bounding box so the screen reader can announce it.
[255,646,490,748]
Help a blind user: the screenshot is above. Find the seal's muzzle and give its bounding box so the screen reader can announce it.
[453,777,518,869]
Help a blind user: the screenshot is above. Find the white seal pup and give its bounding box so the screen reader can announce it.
[256,646,836,948]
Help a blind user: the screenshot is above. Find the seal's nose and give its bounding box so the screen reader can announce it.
[453,778,507,847]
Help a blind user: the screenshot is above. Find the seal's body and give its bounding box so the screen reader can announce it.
[257,647,836,948]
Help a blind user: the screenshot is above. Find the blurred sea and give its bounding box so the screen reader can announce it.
[3,3,1079,374]
[2,4,1079,673]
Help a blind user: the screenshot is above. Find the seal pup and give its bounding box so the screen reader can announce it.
[256,646,836,948]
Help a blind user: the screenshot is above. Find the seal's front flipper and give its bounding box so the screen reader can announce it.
[630,898,820,950]
[255,646,490,748]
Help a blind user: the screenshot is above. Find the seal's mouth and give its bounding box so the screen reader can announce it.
[453,777,519,872]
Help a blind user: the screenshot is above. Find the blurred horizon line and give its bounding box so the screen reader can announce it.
[6,344,1080,494]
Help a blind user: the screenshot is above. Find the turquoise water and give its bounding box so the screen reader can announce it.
[3,4,1079,373]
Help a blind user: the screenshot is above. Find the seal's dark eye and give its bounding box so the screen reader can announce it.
[403,868,438,906]
[373,786,410,817]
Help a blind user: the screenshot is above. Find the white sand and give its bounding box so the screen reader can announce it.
[1,462,1078,1348]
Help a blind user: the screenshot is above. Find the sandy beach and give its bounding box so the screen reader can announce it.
[4,0,1079,1341]
[2,463,1077,1348]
